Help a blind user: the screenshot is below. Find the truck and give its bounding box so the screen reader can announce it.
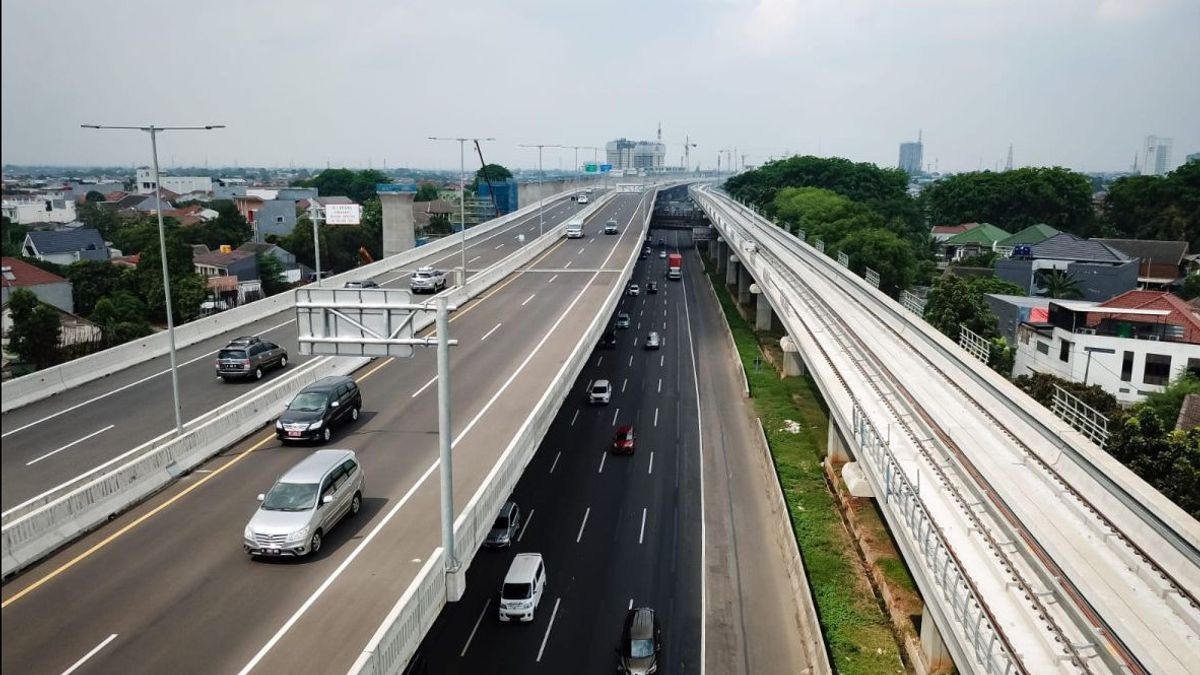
[667,253,683,280]
[566,216,585,239]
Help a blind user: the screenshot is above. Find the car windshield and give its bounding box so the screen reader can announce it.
[262,482,318,511]
[630,638,655,658]
[288,392,328,412]
[219,349,247,360]
[594,384,608,393]
[493,516,509,530]
[502,582,531,599]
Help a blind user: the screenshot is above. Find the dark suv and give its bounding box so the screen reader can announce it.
[216,336,288,381]
[617,607,662,674]
[276,376,363,444]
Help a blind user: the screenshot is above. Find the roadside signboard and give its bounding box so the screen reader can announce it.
[325,203,363,225]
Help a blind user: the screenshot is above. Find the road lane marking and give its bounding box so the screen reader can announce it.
[570,410,579,427]
[1,318,296,439]
[621,378,627,393]
[411,375,437,398]
[2,430,278,608]
[596,356,603,367]
[628,598,634,610]
[636,322,641,331]
[518,509,534,541]
[639,508,647,544]
[549,451,561,474]
[611,408,619,426]
[522,293,536,306]
[648,451,654,475]
[356,357,394,383]
[460,599,491,657]
[653,408,659,427]
[547,274,558,284]
[495,243,505,250]
[577,246,586,255]
[564,260,572,269]
[633,337,638,347]
[468,256,482,264]
[480,323,502,341]
[598,452,607,473]
[657,378,662,393]
[665,322,669,330]
[536,598,562,662]
[575,508,590,543]
[660,355,664,367]
[26,425,116,467]
[679,264,709,670]
[61,633,118,675]
[628,355,633,367]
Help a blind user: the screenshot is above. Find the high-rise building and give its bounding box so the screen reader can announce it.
[1142,135,1173,176]
[898,131,923,175]
[1186,152,1200,165]
[605,137,665,171]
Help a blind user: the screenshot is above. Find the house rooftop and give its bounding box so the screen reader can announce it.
[944,223,1010,245]
[25,228,107,254]
[193,248,255,267]
[1029,233,1130,263]
[1,256,67,288]
[998,224,1059,248]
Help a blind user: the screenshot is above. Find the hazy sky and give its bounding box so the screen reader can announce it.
[3,0,1197,173]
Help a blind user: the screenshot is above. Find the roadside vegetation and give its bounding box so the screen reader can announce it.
[703,262,908,674]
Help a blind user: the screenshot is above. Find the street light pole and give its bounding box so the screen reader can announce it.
[429,136,494,286]
[82,123,224,435]
[519,143,563,238]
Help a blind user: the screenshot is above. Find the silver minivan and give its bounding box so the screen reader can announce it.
[243,449,365,558]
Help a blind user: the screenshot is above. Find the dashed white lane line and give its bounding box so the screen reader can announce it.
[657,378,662,393]
[460,599,491,657]
[518,509,534,541]
[536,598,562,663]
[611,408,620,426]
[576,508,591,543]
[659,355,664,367]
[639,507,647,544]
[648,451,654,475]
[653,408,659,427]
[596,356,604,367]
[522,293,536,306]
[468,255,482,264]
[480,323,502,341]
[549,451,562,474]
[564,260,572,269]
[621,378,627,393]
[547,274,559,284]
[628,598,634,610]
[598,451,607,473]
[61,633,118,675]
[495,243,505,250]
[26,424,116,466]
[570,410,580,427]
[411,375,437,398]
[628,355,634,367]
[577,246,586,256]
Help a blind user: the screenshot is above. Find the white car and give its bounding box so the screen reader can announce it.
[628,284,640,296]
[589,379,612,404]
[410,267,447,294]
[577,194,589,204]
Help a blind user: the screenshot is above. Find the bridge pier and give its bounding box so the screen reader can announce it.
[379,191,417,258]
[751,284,775,332]
[737,263,752,306]
[726,253,739,288]
[827,421,852,463]
[779,336,805,377]
[920,606,953,671]
[715,238,727,274]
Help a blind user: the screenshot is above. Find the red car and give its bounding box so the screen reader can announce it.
[612,425,636,454]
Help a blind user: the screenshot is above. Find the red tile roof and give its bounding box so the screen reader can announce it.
[1093,290,1200,343]
[1,256,68,288]
[931,223,979,235]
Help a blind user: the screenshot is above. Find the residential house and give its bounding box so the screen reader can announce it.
[1093,239,1190,289]
[103,189,178,215]
[984,294,1050,344]
[994,233,1137,301]
[930,223,977,243]
[192,245,261,304]
[165,204,219,226]
[232,195,265,226]
[1012,290,1200,403]
[67,181,123,202]
[411,199,457,228]
[135,168,212,195]
[22,229,110,265]
[994,224,1059,256]
[253,199,299,241]
[276,187,318,202]
[1,256,74,313]
[1,194,77,224]
[941,223,1010,260]
[237,242,307,282]
[213,178,248,201]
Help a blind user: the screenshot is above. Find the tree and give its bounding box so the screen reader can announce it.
[1138,374,1200,429]
[180,201,251,250]
[414,182,440,202]
[65,259,134,316]
[6,288,61,368]
[726,155,910,211]
[2,216,29,257]
[1013,372,1119,415]
[90,291,152,345]
[294,168,391,204]
[84,190,107,203]
[835,228,917,294]
[76,202,123,242]
[257,253,289,296]
[1105,408,1200,519]
[921,167,1096,235]
[475,163,512,184]
[425,214,454,236]
[922,275,1025,339]
[1036,269,1083,299]
[359,198,383,260]
[1102,161,1200,248]
[130,224,208,323]
[1178,273,1200,301]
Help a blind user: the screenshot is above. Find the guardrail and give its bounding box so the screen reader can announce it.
[348,187,657,675]
[0,193,623,578]
[1,188,590,413]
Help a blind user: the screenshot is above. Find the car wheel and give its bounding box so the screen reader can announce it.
[350,492,362,517]
[308,530,322,555]
[254,367,264,380]
[279,355,288,368]
[321,426,332,443]
[351,406,360,422]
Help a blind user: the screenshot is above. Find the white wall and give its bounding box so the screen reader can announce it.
[1,198,76,224]
[1013,325,1200,403]
[135,168,212,195]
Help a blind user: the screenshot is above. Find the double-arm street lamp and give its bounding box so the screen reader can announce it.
[428,136,494,284]
[81,123,225,434]
[518,143,563,238]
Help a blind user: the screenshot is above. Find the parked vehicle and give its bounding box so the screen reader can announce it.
[410,267,447,294]
[667,253,683,280]
[616,607,662,674]
[498,553,547,622]
[216,336,288,381]
[243,449,364,558]
[589,379,612,404]
[484,501,522,548]
[276,376,362,443]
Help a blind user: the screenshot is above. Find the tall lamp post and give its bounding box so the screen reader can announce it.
[518,143,562,238]
[81,123,224,435]
[582,146,600,190]
[428,136,494,285]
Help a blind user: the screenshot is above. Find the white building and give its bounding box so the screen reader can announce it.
[1141,136,1173,176]
[1012,292,1200,404]
[1,195,77,224]
[135,167,213,195]
[605,138,665,171]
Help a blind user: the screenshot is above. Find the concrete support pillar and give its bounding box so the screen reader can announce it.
[920,606,953,671]
[827,420,851,463]
[841,462,874,498]
[752,285,775,332]
[737,264,752,306]
[714,238,726,272]
[726,253,739,288]
[379,192,416,258]
[779,335,806,377]
[447,566,467,602]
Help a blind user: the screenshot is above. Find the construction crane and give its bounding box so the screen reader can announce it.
[473,140,501,220]
[683,135,697,173]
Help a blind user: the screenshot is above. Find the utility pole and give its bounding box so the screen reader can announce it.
[519,143,563,238]
[429,136,495,285]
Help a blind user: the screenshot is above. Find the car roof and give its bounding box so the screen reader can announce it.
[279,449,356,483]
[505,553,543,582]
[625,607,656,639]
[227,335,261,345]
[301,375,356,393]
[648,331,659,338]
[616,425,634,434]
[593,379,610,388]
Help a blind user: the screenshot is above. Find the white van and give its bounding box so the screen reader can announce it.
[565,216,585,238]
[499,553,547,622]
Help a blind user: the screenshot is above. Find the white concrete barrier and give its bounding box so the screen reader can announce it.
[349,186,656,675]
[1,189,590,413]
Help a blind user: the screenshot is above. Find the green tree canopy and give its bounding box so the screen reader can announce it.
[414,182,440,202]
[84,190,107,202]
[7,288,61,368]
[2,216,29,257]
[256,253,288,296]
[835,228,918,294]
[178,201,252,250]
[920,167,1095,235]
[1036,269,1084,299]
[726,155,910,213]
[66,259,134,317]
[922,275,1025,339]
[90,291,152,345]
[76,202,123,242]
[1106,407,1200,519]
[1101,161,1200,248]
[294,168,391,204]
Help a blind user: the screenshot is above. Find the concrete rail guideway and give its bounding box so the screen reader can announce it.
[692,184,1200,675]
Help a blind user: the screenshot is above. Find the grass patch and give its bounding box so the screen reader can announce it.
[705,263,905,675]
